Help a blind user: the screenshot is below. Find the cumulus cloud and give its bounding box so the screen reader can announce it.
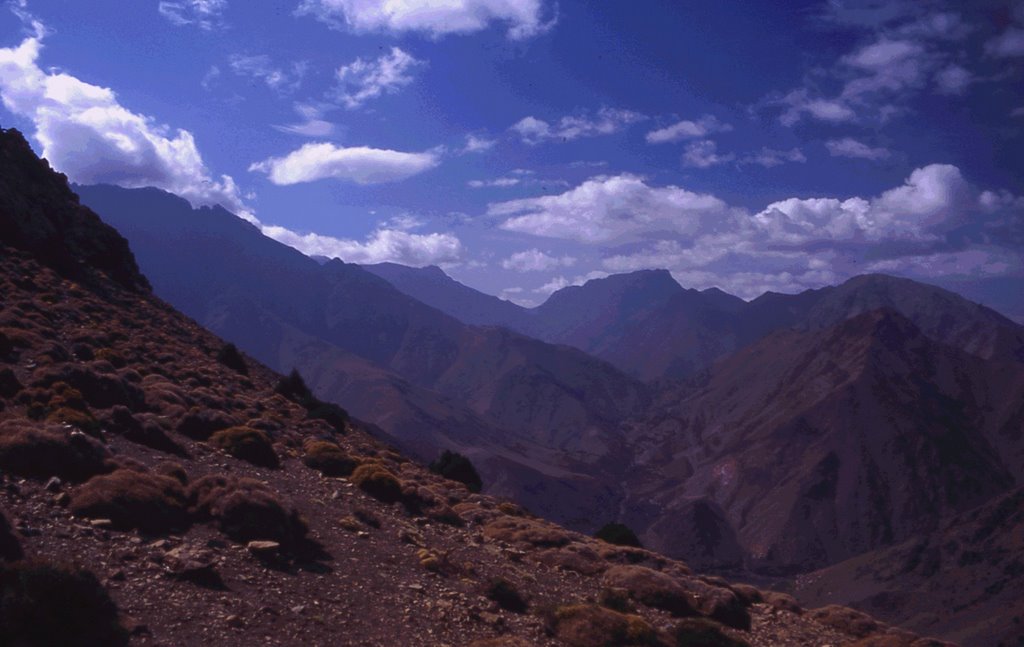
[681,140,734,168]
[825,137,891,160]
[249,142,439,185]
[262,223,463,265]
[738,147,806,168]
[463,134,496,153]
[501,249,576,272]
[986,27,1024,57]
[229,54,307,94]
[645,115,731,144]
[0,29,249,215]
[491,174,737,244]
[158,0,227,30]
[511,108,644,145]
[335,47,422,109]
[297,0,552,40]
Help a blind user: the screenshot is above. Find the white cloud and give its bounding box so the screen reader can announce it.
[229,54,307,94]
[645,115,731,144]
[986,27,1024,57]
[469,177,520,188]
[0,31,249,215]
[297,0,552,40]
[534,270,609,295]
[158,0,227,30]
[934,64,972,95]
[491,174,737,244]
[682,140,734,168]
[738,147,806,168]
[249,142,439,185]
[262,223,463,266]
[335,47,422,109]
[463,133,496,153]
[501,249,576,272]
[866,248,1016,278]
[511,108,644,145]
[825,137,891,160]
[778,90,858,126]
[274,102,335,137]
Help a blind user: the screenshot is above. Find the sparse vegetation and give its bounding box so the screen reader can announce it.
[485,577,528,613]
[216,342,248,375]
[351,462,404,503]
[672,618,750,647]
[275,369,348,432]
[429,450,483,493]
[596,522,643,548]
[189,475,308,546]
[0,421,109,481]
[602,565,697,618]
[209,426,279,468]
[69,469,190,534]
[303,440,357,477]
[545,603,662,647]
[0,560,128,646]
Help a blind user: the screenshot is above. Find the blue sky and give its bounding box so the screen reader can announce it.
[1,0,1022,318]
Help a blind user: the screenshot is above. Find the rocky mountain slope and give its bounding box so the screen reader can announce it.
[77,184,649,528]
[0,126,950,646]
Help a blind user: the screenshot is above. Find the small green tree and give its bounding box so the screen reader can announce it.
[595,522,642,548]
[429,450,482,493]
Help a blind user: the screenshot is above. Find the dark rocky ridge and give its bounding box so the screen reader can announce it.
[0,128,148,292]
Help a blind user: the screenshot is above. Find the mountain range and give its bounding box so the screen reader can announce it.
[74,180,1024,646]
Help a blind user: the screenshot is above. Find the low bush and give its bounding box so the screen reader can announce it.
[45,407,101,436]
[0,560,128,646]
[69,469,190,534]
[190,475,308,546]
[0,420,109,481]
[482,517,572,549]
[103,407,184,455]
[545,604,662,647]
[672,618,750,647]
[485,577,528,613]
[215,343,248,375]
[602,565,697,618]
[209,426,279,468]
[303,440,357,477]
[175,408,237,440]
[275,369,348,432]
[0,512,22,561]
[595,522,643,548]
[429,450,483,493]
[351,462,403,503]
[809,605,882,639]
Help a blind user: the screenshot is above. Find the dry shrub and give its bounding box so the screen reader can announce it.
[484,577,528,613]
[175,408,237,440]
[209,426,279,468]
[189,475,307,546]
[675,578,751,631]
[762,591,802,614]
[0,368,23,398]
[70,469,189,534]
[534,544,608,576]
[351,462,403,503]
[31,364,142,410]
[809,605,884,639]
[153,461,189,485]
[45,407,101,436]
[603,565,698,618]
[102,407,184,455]
[728,584,763,606]
[546,604,663,647]
[0,420,109,481]
[671,618,750,647]
[0,511,22,561]
[482,517,572,549]
[0,560,128,647]
[303,440,357,477]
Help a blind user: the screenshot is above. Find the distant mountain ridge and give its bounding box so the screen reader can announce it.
[365,262,1024,380]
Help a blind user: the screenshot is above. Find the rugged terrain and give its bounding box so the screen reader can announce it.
[2,127,962,646]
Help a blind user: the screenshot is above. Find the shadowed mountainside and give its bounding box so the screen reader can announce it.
[0,125,949,647]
